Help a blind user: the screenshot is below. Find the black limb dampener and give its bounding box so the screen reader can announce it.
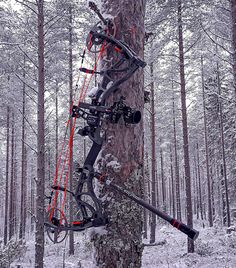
[102,178,199,241]
[170,219,199,240]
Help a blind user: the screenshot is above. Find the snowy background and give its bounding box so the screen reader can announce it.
[5,222,236,268]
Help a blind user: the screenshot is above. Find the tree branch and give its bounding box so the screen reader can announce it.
[18,108,37,136]
[14,73,38,94]
[17,45,38,68]
[200,21,232,55]
[22,139,38,154]
[0,42,22,46]
[44,12,68,37]
[184,35,201,54]
[25,90,37,105]
[15,0,38,15]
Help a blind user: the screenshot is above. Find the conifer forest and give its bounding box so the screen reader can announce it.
[0,0,236,267]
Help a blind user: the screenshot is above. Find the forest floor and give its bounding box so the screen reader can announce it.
[7,222,236,268]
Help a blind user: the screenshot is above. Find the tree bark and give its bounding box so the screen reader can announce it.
[13,138,17,235]
[201,56,213,227]
[150,58,157,244]
[193,153,199,219]
[19,56,27,240]
[216,63,231,227]
[160,147,166,212]
[142,152,149,239]
[177,0,194,253]
[170,146,175,218]
[9,113,15,240]
[145,151,151,228]
[55,81,59,173]
[94,1,145,267]
[31,163,35,232]
[172,84,181,221]
[68,3,74,256]
[35,1,45,267]
[4,106,10,245]
[231,0,236,96]
[196,143,204,224]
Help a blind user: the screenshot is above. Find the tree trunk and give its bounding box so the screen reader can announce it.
[19,56,27,240]
[145,151,152,228]
[13,139,17,236]
[9,113,15,240]
[55,81,59,176]
[142,151,149,239]
[35,1,45,267]
[31,163,35,232]
[170,146,175,218]
[231,0,236,96]
[201,56,213,227]
[68,3,74,256]
[4,106,10,245]
[196,143,204,224]
[172,83,181,221]
[150,59,157,244]
[94,1,145,267]
[210,167,215,219]
[177,0,194,253]
[216,63,231,227]
[160,147,166,212]
[193,153,199,219]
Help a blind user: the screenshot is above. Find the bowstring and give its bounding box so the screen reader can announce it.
[59,41,107,224]
[48,39,107,225]
[48,44,86,218]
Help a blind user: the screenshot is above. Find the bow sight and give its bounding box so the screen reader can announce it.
[72,96,141,129]
[109,96,141,124]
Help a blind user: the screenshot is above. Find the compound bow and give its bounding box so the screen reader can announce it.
[44,6,199,244]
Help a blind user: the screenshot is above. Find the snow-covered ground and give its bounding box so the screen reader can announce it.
[142,225,236,268]
[7,224,236,268]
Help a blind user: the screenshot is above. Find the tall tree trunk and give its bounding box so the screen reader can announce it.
[201,56,213,227]
[160,147,166,212]
[68,3,74,256]
[13,140,17,236]
[20,57,27,240]
[9,113,15,240]
[216,164,222,221]
[55,81,59,177]
[172,83,181,221]
[216,63,231,227]
[4,107,10,245]
[146,151,152,228]
[150,56,157,244]
[177,0,194,253]
[170,146,175,218]
[193,153,199,219]
[31,163,35,232]
[196,143,204,224]
[210,167,215,219]
[192,166,196,215]
[231,0,236,96]
[24,148,28,231]
[94,1,145,266]
[142,151,149,239]
[35,1,45,267]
